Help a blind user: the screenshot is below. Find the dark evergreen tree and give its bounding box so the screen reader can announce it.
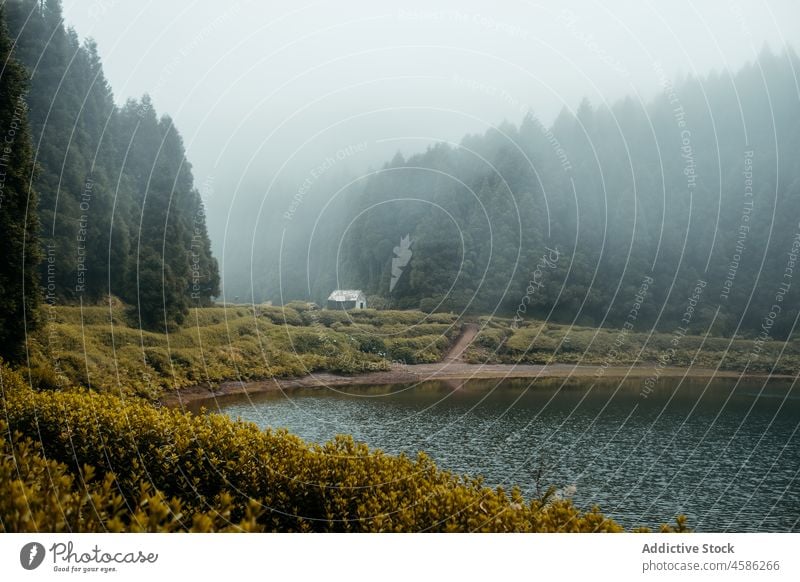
[0,9,40,361]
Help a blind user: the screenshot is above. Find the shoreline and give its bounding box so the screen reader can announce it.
[159,362,788,408]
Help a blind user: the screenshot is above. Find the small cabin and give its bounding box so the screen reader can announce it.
[327,289,366,310]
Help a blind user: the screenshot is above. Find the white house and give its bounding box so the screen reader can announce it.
[327,289,367,310]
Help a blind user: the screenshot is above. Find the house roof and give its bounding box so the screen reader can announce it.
[327,289,364,302]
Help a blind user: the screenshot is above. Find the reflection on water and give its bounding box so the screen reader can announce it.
[198,376,800,532]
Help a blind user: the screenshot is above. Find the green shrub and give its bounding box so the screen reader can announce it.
[366,295,389,310]
[352,334,386,354]
[258,305,304,326]
[288,330,326,353]
[386,335,450,364]
[476,328,508,350]
[312,309,352,327]
[283,301,318,313]
[419,297,439,313]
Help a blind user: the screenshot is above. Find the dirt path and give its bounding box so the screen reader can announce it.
[443,323,479,362]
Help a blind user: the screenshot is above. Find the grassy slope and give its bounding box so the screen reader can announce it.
[467,316,800,374]
[27,303,459,398]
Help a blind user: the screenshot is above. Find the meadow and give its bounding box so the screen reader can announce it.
[466,317,800,375]
[23,302,798,404]
[26,302,459,399]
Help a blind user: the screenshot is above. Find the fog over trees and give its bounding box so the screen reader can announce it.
[4,0,800,339]
[233,49,800,340]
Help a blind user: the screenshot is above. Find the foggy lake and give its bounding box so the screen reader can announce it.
[202,376,800,532]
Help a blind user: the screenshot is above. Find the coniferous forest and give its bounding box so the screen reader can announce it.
[2,0,218,346]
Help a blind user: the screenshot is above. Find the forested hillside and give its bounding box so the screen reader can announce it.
[3,0,218,333]
[9,0,797,343]
[251,49,800,339]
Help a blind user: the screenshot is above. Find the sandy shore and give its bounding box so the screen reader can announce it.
[159,361,770,408]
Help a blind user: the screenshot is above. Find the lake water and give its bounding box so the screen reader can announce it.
[201,376,799,532]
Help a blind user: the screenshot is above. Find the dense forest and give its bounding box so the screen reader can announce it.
[235,48,800,340]
[1,0,218,344]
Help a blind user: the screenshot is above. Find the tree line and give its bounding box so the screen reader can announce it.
[0,0,219,360]
[335,48,800,339]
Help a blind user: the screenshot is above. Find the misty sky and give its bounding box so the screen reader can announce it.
[60,0,799,250]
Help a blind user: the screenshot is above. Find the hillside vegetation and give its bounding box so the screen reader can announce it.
[27,303,459,398]
[24,303,798,404]
[466,316,800,375]
[234,49,800,344]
